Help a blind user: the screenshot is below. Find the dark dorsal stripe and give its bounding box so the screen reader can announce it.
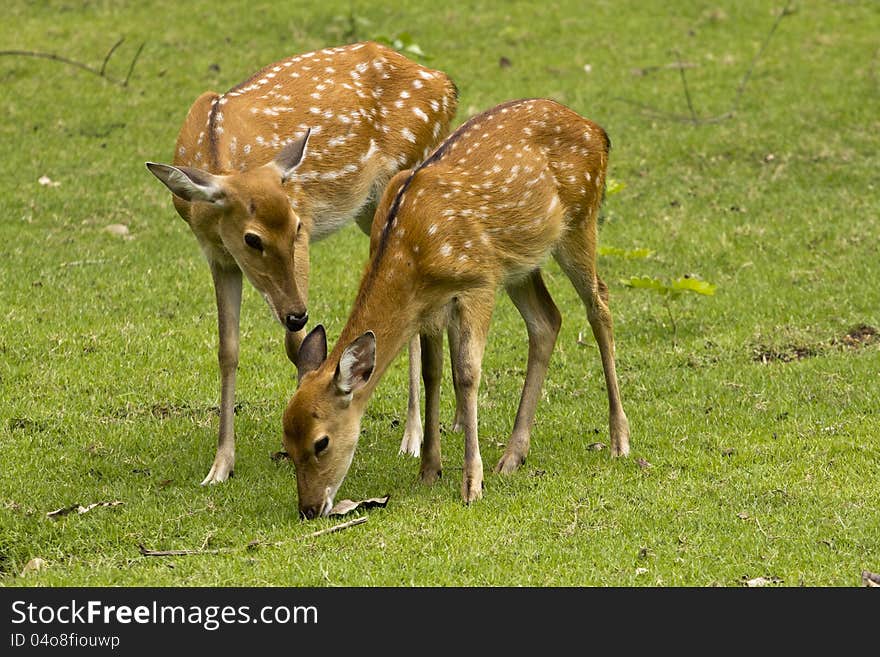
[378,98,538,247]
[207,99,221,171]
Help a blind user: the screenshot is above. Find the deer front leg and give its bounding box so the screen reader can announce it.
[203,263,243,485]
[451,299,492,504]
[418,331,443,483]
[399,335,424,456]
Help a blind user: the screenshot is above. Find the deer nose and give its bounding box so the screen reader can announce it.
[285,311,308,332]
[299,505,320,521]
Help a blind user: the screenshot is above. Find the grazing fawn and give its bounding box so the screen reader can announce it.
[284,98,630,518]
[145,42,458,484]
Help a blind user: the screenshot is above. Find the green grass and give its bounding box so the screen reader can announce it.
[1,0,878,587]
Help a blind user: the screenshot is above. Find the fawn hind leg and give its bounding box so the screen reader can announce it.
[555,228,630,457]
[418,331,443,483]
[447,307,465,432]
[495,270,562,474]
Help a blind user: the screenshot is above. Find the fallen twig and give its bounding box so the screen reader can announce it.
[305,516,368,538]
[0,38,145,88]
[138,544,223,557]
[47,500,123,519]
[675,49,698,123]
[138,517,369,557]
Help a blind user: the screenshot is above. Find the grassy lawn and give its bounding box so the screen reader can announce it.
[1,0,878,586]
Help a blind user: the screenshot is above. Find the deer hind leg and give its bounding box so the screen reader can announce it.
[555,227,630,457]
[451,294,494,504]
[203,263,243,485]
[399,335,424,457]
[495,270,562,474]
[447,306,465,432]
[418,331,443,483]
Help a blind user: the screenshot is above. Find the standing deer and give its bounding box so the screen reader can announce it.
[146,42,458,484]
[284,98,631,518]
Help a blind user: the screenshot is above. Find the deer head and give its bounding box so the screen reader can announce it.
[282,325,377,519]
[146,130,312,332]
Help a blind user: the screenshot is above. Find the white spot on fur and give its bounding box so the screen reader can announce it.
[401,127,416,143]
[413,107,429,122]
[440,244,452,256]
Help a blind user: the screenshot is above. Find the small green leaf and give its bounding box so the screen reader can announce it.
[606,178,626,197]
[599,246,654,259]
[621,276,668,293]
[404,44,429,58]
[670,277,717,296]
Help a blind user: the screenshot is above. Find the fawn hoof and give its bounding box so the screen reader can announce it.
[494,452,526,475]
[419,468,442,485]
[399,423,423,458]
[610,415,631,457]
[201,455,235,485]
[461,466,484,505]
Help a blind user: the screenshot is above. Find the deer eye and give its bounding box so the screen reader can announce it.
[314,435,329,456]
[244,232,263,252]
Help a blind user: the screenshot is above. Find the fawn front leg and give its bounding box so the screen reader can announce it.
[399,335,424,456]
[203,263,242,485]
[451,298,492,504]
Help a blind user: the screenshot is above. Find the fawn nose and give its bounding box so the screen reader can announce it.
[285,311,308,332]
[299,505,320,521]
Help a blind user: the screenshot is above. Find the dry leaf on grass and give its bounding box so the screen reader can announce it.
[862,571,880,587]
[104,223,132,239]
[47,500,123,519]
[637,457,652,469]
[743,575,783,587]
[38,175,61,187]
[21,557,46,576]
[270,450,291,462]
[586,442,607,451]
[328,495,390,517]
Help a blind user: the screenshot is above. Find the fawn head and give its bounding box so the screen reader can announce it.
[283,325,376,519]
[146,130,312,333]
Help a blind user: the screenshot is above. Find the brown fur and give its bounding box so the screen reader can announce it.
[147,42,458,485]
[285,99,630,517]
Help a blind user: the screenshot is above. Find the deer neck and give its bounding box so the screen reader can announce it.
[329,244,425,404]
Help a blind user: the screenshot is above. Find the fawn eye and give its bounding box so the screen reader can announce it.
[244,232,263,252]
[314,435,329,456]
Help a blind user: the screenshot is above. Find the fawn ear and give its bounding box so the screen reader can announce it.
[146,162,227,204]
[296,324,327,383]
[274,128,311,184]
[334,331,375,398]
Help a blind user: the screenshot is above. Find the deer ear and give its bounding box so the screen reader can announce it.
[334,331,375,398]
[146,162,226,204]
[274,128,311,183]
[296,324,327,383]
